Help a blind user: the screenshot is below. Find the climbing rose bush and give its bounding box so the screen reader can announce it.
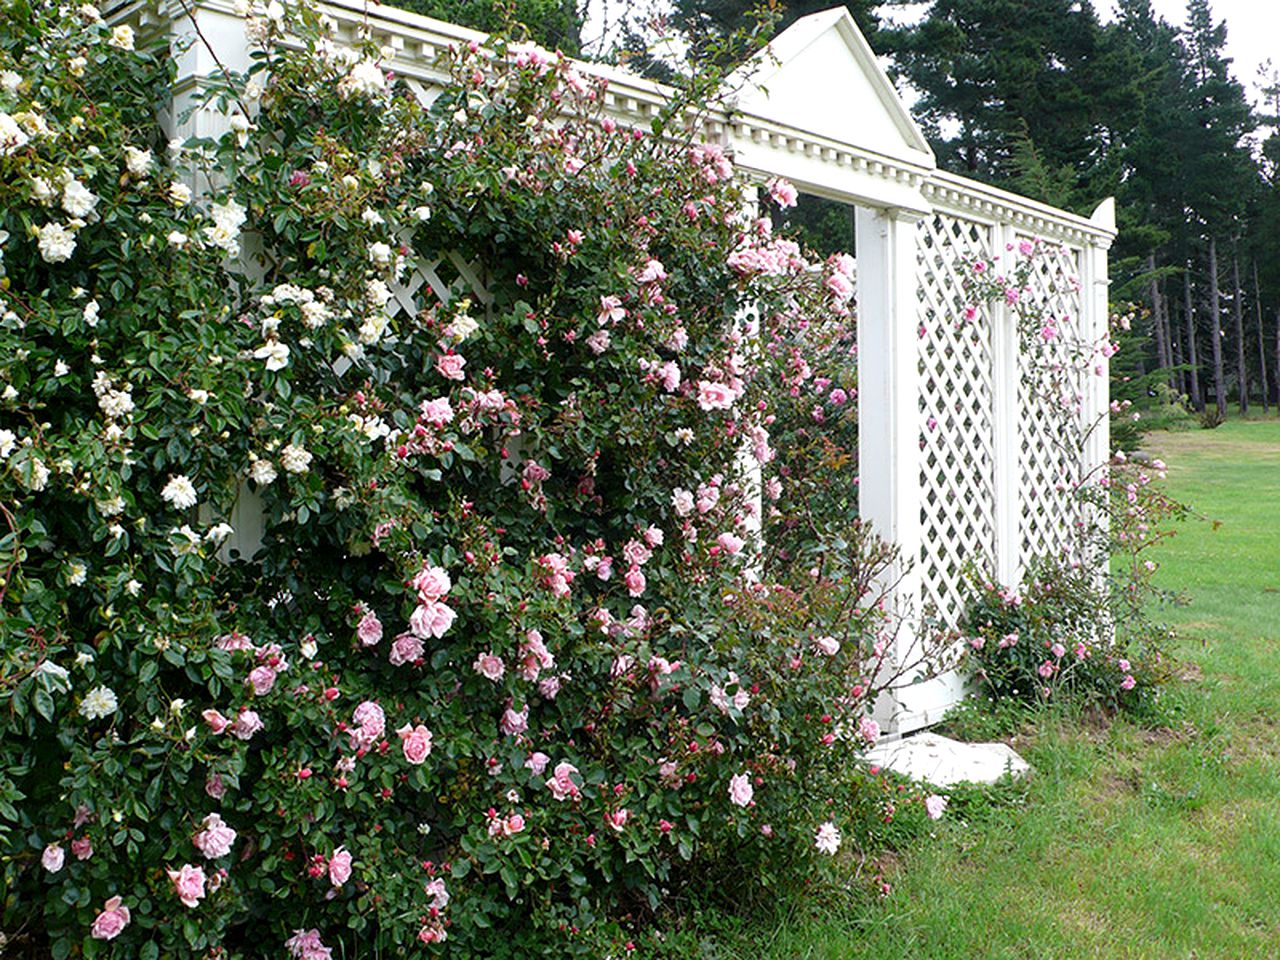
[0,4,931,956]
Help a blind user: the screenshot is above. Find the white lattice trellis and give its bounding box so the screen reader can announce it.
[916,213,999,625]
[1014,240,1088,567]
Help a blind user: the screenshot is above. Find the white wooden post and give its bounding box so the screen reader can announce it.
[162,1,255,143]
[856,206,927,733]
[992,223,1021,587]
[1084,200,1115,579]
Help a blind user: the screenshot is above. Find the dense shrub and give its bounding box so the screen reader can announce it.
[0,3,931,956]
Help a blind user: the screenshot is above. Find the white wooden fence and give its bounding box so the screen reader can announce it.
[121,0,1116,734]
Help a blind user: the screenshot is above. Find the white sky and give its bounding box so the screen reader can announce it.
[584,0,1279,109]
[1093,0,1279,104]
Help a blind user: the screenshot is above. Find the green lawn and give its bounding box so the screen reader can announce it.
[706,420,1280,959]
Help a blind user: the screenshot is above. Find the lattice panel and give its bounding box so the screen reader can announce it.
[1014,239,1087,567]
[386,250,493,322]
[916,214,999,625]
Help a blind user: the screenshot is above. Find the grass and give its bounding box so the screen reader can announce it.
[695,419,1280,959]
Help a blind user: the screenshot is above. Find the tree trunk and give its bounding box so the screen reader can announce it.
[1254,261,1269,415]
[1185,265,1202,411]
[1170,294,1185,396]
[1209,239,1226,417]
[1147,254,1171,381]
[1232,252,1247,415]
[1275,307,1280,412]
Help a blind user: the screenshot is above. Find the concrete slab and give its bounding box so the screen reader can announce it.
[863,733,1030,787]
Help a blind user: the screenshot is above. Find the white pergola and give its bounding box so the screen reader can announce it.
[126,0,1116,734]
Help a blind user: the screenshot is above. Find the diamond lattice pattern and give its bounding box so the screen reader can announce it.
[1015,238,1087,568]
[916,214,998,625]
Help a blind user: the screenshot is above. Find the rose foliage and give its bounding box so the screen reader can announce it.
[0,3,935,956]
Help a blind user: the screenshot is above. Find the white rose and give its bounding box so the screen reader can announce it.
[253,341,289,371]
[36,223,76,264]
[61,179,98,218]
[108,25,135,50]
[0,111,30,155]
[123,146,152,176]
[279,443,312,474]
[160,474,199,510]
[249,458,278,485]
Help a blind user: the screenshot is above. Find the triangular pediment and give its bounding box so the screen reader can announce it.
[728,8,933,168]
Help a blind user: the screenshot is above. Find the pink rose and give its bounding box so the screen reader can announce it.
[728,772,754,807]
[517,629,554,681]
[858,715,880,745]
[202,709,230,734]
[716,532,745,556]
[328,846,353,886]
[545,761,581,801]
[351,700,386,747]
[538,675,562,699]
[623,539,652,567]
[503,813,525,835]
[424,877,450,910]
[813,636,840,656]
[642,525,664,547]
[388,632,424,666]
[500,705,528,736]
[1120,674,1136,691]
[636,258,666,283]
[90,896,131,940]
[247,665,277,696]
[42,843,64,873]
[419,397,454,428]
[205,772,226,800]
[397,723,434,764]
[597,294,625,326]
[168,863,207,908]
[71,836,93,860]
[826,270,854,302]
[924,794,948,820]
[285,928,333,960]
[605,808,630,831]
[231,708,263,740]
[767,177,798,208]
[657,360,681,392]
[411,564,452,602]
[525,751,550,776]
[356,610,383,646]
[696,380,735,411]
[473,652,505,682]
[623,565,646,598]
[435,352,466,381]
[409,600,456,639]
[193,813,237,859]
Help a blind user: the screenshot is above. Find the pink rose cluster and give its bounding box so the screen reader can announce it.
[350,699,386,749]
[407,563,456,642]
[286,928,333,960]
[202,706,265,741]
[537,552,575,598]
